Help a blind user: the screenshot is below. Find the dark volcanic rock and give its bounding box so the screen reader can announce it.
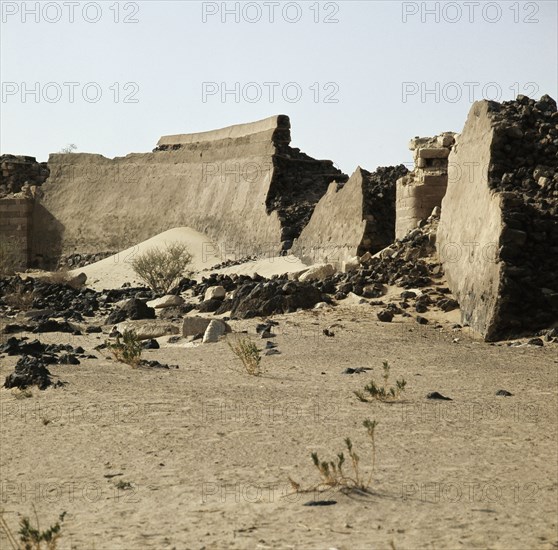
[197,299,223,313]
[229,280,324,319]
[377,309,394,322]
[427,391,452,401]
[105,298,155,325]
[33,319,77,334]
[4,356,61,390]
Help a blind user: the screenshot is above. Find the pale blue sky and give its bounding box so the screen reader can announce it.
[1,1,557,173]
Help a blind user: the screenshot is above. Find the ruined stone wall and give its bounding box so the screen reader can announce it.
[0,155,49,197]
[395,133,455,239]
[33,115,346,268]
[438,95,558,341]
[0,197,34,271]
[292,165,408,266]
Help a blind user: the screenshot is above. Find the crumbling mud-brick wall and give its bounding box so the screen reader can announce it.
[437,95,558,341]
[0,197,34,271]
[33,115,346,268]
[0,155,49,197]
[395,133,455,239]
[292,165,408,266]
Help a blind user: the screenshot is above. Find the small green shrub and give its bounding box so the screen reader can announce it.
[354,361,407,402]
[130,242,192,294]
[108,330,142,367]
[227,337,262,376]
[0,506,66,550]
[290,419,378,494]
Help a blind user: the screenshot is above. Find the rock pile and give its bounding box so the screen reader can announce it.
[316,211,462,320]
[105,298,155,325]
[0,337,90,364]
[3,356,62,390]
[219,279,325,319]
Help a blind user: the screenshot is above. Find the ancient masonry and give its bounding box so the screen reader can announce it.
[395,133,456,239]
[437,95,558,341]
[32,115,347,268]
[0,197,34,271]
[293,165,408,267]
[0,156,49,271]
[1,97,556,341]
[0,155,50,197]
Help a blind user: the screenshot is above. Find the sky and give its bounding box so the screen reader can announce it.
[1,0,557,174]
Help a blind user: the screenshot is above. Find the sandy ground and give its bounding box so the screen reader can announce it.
[2,229,557,549]
[74,227,311,290]
[1,300,557,550]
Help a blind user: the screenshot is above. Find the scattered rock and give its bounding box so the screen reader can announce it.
[4,356,63,390]
[204,286,226,301]
[58,353,80,365]
[112,320,179,340]
[202,320,227,344]
[141,339,160,350]
[183,317,231,337]
[299,264,336,283]
[427,391,452,400]
[33,319,78,334]
[197,299,223,313]
[343,367,371,374]
[377,309,394,323]
[303,500,337,507]
[496,390,513,397]
[105,298,155,325]
[527,338,544,346]
[147,295,185,309]
[139,359,178,369]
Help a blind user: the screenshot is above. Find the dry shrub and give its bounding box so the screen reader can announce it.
[131,242,192,294]
[227,336,262,376]
[3,282,35,311]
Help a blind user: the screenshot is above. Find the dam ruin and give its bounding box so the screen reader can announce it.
[1,96,557,341]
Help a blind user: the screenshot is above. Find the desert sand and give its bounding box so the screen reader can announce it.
[76,227,311,291]
[1,232,557,549]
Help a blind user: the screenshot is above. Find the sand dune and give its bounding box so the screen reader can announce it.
[74,227,311,290]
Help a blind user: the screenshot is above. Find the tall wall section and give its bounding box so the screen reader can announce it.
[33,115,346,268]
[438,95,558,341]
[292,165,408,266]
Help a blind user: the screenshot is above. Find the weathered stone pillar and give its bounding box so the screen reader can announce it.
[395,133,456,239]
